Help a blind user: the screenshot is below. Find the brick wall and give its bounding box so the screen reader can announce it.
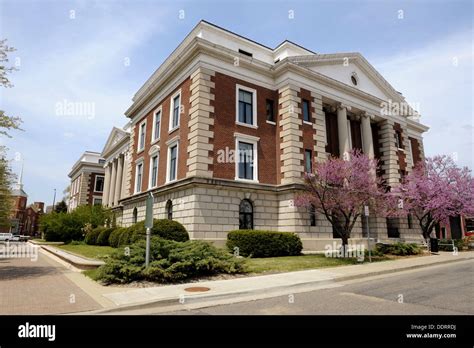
[131,77,191,193]
[212,72,279,184]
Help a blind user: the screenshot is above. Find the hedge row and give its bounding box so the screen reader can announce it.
[84,219,189,247]
[226,230,302,257]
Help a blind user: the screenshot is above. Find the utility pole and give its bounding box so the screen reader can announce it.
[52,189,56,212]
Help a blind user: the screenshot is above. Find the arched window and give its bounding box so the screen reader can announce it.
[132,207,138,224]
[239,199,253,230]
[166,200,173,220]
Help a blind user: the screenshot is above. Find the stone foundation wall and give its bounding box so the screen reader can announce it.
[121,181,424,250]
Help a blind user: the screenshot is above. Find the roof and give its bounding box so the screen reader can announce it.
[11,188,27,198]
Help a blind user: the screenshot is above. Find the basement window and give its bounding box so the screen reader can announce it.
[238,49,253,57]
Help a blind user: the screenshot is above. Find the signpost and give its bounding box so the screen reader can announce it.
[145,192,154,267]
[364,205,372,263]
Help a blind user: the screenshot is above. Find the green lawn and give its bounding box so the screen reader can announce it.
[57,244,116,259]
[244,254,389,273]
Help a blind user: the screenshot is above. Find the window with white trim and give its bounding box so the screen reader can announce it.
[167,141,179,182]
[135,161,143,193]
[236,85,257,128]
[94,175,105,192]
[152,108,161,142]
[304,149,313,174]
[138,120,146,152]
[235,134,259,182]
[149,153,159,189]
[169,91,181,131]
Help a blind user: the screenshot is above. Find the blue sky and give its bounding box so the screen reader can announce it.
[0,0,472,204]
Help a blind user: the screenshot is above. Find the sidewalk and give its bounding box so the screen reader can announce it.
[71,251,474,314]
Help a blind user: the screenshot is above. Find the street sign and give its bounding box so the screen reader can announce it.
[145,192,154,229]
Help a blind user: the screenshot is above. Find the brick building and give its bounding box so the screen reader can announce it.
[0,167,44,235]
[109,21,429,250]
[68,151,105,211]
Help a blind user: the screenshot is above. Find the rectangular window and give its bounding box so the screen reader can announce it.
[302,99,311,122]
[305,149,312,173]
[152,110,161,141]
[138,121,146,151]
[396,130,403,149]
[310,205,316,226]
[266,99,274,122]
[168,144,178,182]
[94,176,104,192]
[407,213,413,229]
[149,154,158,188]
[170,93,180,130]
[238,89,253,125]
[386,217,400,238]
[93,198,102,206]
[238,141,254,180]
[135,163,143,193]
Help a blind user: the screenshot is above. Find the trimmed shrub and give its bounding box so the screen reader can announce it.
[374,242,422,256]
[226,230,302,258]
[109,227,127,248]
[152,219,189,242]
[118,228,133,247]
[97,228,114,246]
[94,237,245,284]
[126,219,189,243]
[85,227,104,245]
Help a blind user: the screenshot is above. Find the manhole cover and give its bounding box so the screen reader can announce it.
[184,286,210,292]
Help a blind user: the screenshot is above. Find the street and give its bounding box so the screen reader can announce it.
[154,260,474,315]
[0,243,101,314]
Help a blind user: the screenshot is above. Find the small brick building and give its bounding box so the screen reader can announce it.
[68,151,105,211]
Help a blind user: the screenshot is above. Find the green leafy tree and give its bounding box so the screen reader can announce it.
[54,200,68,213]
[0,39,22,229]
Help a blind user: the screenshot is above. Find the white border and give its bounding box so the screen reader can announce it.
[137,119,147,153]
[166,139,179,183]
[151,106,162,143]
[148,152,159,189]
[93,175,105,193]
[134,158,144,194]
[235,84,258,129]
[234,134,259,183]
[169,89,181,133]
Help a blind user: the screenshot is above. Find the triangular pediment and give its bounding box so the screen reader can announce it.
[290,53,403,102]
[101,127,129,157]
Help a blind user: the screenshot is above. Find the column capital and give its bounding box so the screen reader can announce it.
[337,103,352,111]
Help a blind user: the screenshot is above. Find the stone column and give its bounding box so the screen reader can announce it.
[337,104,350,159]
[279,84,303,184]
[361,113,374,159]
[102,164,111,207]
[114,155,124,206]
[108,159,117,207]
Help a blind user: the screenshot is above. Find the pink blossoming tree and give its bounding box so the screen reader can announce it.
[294,150,392,248]
[394,155,474,240]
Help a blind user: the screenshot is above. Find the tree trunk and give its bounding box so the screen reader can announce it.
[341,235,349,257]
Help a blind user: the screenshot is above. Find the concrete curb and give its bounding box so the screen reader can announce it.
[39,244,105,270]
[90,254,474,314]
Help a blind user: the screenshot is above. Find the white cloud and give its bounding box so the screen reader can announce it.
[372,29,473,169]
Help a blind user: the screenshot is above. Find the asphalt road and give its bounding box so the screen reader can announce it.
[0,242,101,314]
[158,260,474,315]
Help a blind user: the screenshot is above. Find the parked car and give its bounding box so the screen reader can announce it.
[19,235,30,242]
[11,235,21,242]
[0,233,13,242]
